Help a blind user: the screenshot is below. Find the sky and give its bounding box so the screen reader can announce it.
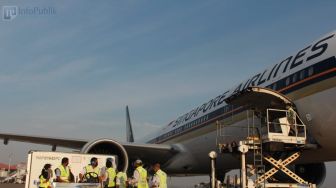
[1,0,336,187]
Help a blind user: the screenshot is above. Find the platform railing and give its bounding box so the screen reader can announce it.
[263,108,306,144]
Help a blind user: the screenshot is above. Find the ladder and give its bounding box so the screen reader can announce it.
[247,110,265,187]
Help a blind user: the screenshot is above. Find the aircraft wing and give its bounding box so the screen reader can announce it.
[0,106,181,168]
[0,133,87,149]
[121,142,179,165]
[0,132,179,167]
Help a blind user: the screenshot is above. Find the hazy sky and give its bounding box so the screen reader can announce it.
[1,1,336,187]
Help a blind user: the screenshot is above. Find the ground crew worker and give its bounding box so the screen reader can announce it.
[103,158,117,188]
[79,157,101,183]
[39,164,52,188]
[128,159,149,188]
[287,105,296,135]
[116,165,128,188]
[55,157,73,183]
[150,163,167,188]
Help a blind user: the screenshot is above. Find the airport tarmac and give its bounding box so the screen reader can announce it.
[0,184,24,188]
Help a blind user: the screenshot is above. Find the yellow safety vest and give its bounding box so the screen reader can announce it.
[136,166,148,188]
[39,175,50,188]
[288,107,295,122]
[85,165,100,178]
[58,165,70,182]
[155,169,167,188]
[116,172,127,188]
[106,167,116,187]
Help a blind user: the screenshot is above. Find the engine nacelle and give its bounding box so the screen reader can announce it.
[80,139,129,172]
[295,163,326,187]
[266,162,326,187]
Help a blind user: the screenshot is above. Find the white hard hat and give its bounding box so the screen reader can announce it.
[135,159,142,164]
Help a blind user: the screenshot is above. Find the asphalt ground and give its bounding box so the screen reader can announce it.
[0,184,24,188]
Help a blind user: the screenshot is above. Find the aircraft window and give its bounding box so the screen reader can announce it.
[299,70,305,80]
[285,77,290,86]
[292,73,297,83]
[308,67,314,76]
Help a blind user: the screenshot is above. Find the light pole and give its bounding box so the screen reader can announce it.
[8,153,13,174]
[238,142,248,188]
[209,151,217,188]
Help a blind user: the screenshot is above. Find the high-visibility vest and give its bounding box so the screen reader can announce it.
[85,165,100,178]
[136,166,148,188]
[155,169,167,188]
[58,165,70,182]
[287,107,295,123]
[39,175,50,188]
[116,172,127,188]
[106,167,116,187]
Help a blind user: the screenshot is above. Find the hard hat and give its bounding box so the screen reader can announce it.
[135,159,142,164]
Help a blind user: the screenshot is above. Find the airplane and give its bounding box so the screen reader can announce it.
[1,30,336,186]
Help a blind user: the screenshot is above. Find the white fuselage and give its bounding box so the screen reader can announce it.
[145,31,336,174]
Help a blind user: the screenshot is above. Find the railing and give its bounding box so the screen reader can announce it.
[216,109,262,155]
[263,108,306,144]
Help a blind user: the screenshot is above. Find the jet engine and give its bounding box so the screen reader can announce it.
[269,162,326,187]
[80,139,129,172]
[295,163,326,187]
